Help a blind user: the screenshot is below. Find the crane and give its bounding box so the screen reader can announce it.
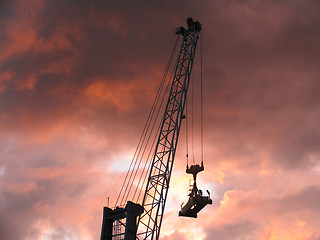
[100,18,211,240]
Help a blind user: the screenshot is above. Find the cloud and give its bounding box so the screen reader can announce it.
[1,0,320,239]
[161,231,189,240]
[204,185,320,240]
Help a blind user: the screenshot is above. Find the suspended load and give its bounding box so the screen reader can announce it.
[179,161,212,218]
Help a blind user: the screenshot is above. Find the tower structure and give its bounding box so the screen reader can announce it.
[100,18,210,240]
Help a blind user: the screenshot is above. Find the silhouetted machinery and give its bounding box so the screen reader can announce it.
[179,161,212,218]
[100,18,212,240]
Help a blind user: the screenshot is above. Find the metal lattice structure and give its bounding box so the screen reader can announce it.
[100,18,202,240]
[137,19,202,240]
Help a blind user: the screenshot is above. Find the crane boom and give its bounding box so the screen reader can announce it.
[137,19,202,240]
[100,18,202,240]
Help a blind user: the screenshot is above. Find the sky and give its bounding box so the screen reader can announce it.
[1,0,320,239]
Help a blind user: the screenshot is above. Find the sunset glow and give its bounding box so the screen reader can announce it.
[1,0,320,239]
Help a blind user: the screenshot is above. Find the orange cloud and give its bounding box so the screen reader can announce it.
[258,220,313,240]
[5,181,38,195]
[0,71,16,93]
[0,0,43,61]
[0,0,85,92]
[84,78,155,113]
[1,1,320,240]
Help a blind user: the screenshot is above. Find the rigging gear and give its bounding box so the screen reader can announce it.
[179,161,212,218]
[179,17,212,218]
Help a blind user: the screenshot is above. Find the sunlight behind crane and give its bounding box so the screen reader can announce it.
[109,152,133,173]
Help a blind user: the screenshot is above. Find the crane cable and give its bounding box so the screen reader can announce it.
[120,35,180,206]
[114,35,180,207]
[200,31,204,164]
[133,60,177,203]
[185,31,204,167]
[191,67,195,165]
[185,96,189,167]
[115,71,164,207]
[131,36,180,204]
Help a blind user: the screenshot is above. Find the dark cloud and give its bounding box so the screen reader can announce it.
[202,0,320,169]
[1,0,320,239]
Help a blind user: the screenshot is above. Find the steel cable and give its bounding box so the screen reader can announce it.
[115,35,180,207]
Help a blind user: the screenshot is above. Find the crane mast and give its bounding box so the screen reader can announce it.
[101,18,202,240]
[137,18,201,240]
